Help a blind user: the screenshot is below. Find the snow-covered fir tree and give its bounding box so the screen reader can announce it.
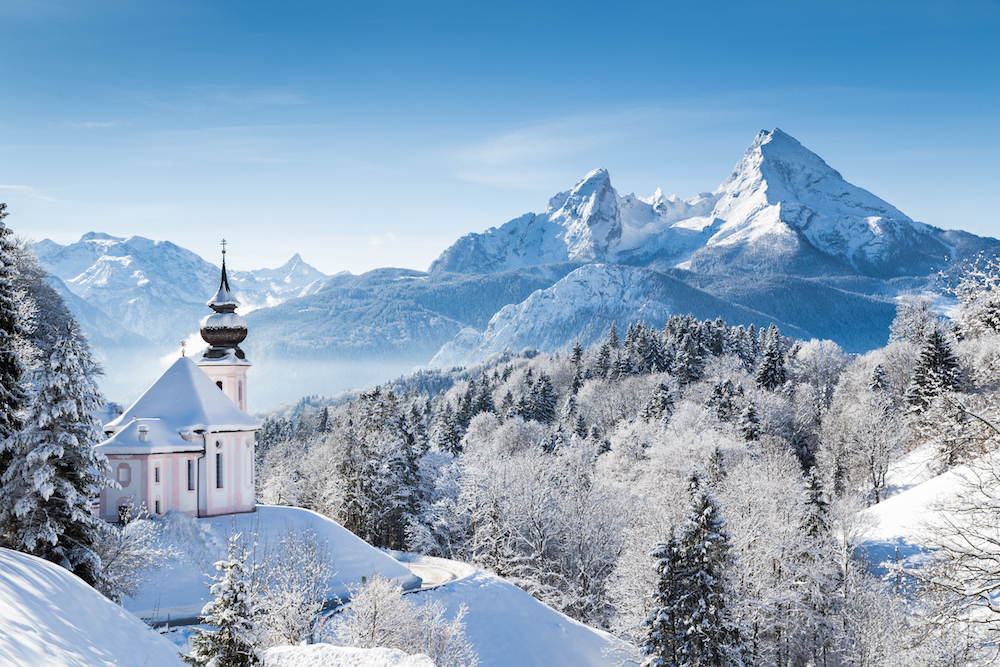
[184,530,260,667]
[754,324,787,390]
[0,206,26,465]
[0,250,110,587]
[904,327,961,413]
[672,474,745,667]
[640,535,684,667]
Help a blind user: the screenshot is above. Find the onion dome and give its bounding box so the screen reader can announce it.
[200,246,247,359]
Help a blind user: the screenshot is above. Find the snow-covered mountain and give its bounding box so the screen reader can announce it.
[432,129,995,278]
[29,233,331,403]
[31,233,330,347]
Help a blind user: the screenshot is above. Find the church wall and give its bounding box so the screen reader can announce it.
[99,453,203,522]
[202,430,256,517]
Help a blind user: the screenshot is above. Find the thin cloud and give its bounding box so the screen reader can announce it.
[68,121,119,129]
[0,185,58,202]
[132,86,306,112]
[451,108,716,188]
[369,232,397,247]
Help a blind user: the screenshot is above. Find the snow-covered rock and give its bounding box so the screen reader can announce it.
[0,547,184,667]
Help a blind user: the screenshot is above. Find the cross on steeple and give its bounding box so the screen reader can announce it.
[221,238,227,255]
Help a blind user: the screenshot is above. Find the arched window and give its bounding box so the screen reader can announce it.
[216,380,223,391]
[238,381,243,402]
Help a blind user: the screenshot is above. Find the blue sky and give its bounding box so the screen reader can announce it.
[1,0,997,274]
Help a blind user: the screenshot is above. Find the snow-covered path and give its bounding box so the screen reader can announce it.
[407,561,457,588]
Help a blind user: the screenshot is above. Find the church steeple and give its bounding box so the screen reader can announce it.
[200,240,248,360]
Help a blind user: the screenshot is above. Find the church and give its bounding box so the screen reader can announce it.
[96,248,259,521]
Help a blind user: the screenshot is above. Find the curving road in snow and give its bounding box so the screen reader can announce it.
[406,561,458,588]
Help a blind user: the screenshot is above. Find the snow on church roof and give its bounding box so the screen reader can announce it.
[104,356,259,436]
[95,418,203,455]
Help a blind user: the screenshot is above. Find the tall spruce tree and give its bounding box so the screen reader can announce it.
[0,206,26,474]
[0,251,110,587]
[672,474,745,667]
[643,475,745,667]
[640,535,685,667]
[754,324,787,390]
[904,328,961,413]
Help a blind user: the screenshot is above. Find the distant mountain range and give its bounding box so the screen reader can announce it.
[30,130,1000,409]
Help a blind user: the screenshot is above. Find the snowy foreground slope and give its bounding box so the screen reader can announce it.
[402,558,621,667]
[128,505,418,621]
[0,547,183,667]
[140,506,618,666]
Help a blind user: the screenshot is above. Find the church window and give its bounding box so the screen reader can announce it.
[155,500,160,514]
[155,466,160,483]
[238,381,243,402]
[216,380,223,391]
[117,464,130,487]
[187,460,195,491]
[216,453,223,488]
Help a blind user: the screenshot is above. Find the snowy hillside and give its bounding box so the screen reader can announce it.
[406,564,621,667]
[126,505,418,622]
[431,129,997,278]
[0,547,183,667]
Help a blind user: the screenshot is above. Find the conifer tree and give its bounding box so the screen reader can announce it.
[642,382,675,424]
[739,402,761,442]
[707,380,738,422]
[594,342,612,379]
[644,475,745,667]
[0,262,110,587]
[674,475,744,667]
[868,363,887,393]
[754,324,787,390]
[431,403,463,455]
[672,333,704,386]
[904,328,961,413]
[640,535,684,667]
[530,373,557,424]
[0,206,26,476]
[608,322,621,349]
[183,530,260,666]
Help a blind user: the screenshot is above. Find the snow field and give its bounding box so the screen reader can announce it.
[0,547,183,667]
[126,505,419,621]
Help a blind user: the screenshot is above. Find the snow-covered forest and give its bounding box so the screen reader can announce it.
[256,257,1000,665]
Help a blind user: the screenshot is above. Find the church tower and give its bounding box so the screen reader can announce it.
[197,241,251,412]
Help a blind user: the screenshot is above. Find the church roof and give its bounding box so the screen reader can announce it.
[104,356,259,436]
[95,418,203,455]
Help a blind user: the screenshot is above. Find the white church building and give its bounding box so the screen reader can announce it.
[96,249,259,521]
